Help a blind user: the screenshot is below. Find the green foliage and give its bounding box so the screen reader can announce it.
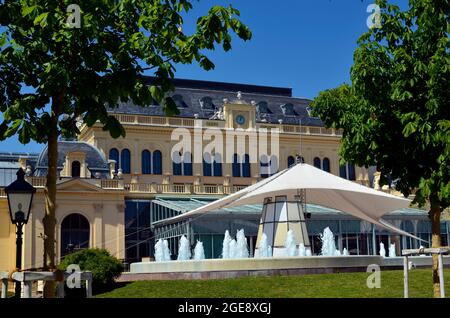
[0,0,252,141]
[58,248,124,286]
[312,0,449,209]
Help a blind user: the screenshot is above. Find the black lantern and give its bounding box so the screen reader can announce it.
[5,168,36,298]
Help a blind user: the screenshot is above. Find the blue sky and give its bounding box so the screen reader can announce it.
[0,0,406,153]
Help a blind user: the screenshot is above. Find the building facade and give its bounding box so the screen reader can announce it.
[0,78,447,270]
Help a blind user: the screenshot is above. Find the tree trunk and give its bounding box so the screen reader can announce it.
[429,198,442,298]
[42,97,61,298]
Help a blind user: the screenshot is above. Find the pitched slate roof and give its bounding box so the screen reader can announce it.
[34,141,109,177]
[108,77,324,127]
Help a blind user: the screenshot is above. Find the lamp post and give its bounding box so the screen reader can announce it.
[5,168,36,298]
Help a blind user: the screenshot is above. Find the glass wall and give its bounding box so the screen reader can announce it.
[125,200,152,264]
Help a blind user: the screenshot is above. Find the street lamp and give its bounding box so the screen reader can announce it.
[5,168,36,298]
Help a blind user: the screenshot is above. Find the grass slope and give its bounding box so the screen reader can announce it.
[96,269,449,298]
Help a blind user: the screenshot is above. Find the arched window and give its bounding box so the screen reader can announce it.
[183,152,192,176]
[313,157,321,169]
[348,163,356,181]
[121,149,131,174]
[243,154,251,177]
[153,150,162,174]
[213,154,222,177]
[109,148,119,171]
[232,154,240,177]
[287,156,295,168]
[172,152,182,176]
[323,157,330,172]
[71,161,81,177]
[203,153,212,177]
[61,213,90,256]
[261,155,278,177]
[270,156,278,176]
[260,155,268,178]
[142,150,151,174]
[339,164,347,179]
[340,162,356,181]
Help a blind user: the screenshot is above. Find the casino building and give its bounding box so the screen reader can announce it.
[0,78,448,271]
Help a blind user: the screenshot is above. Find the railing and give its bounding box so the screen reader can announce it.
[1,271,93,298]
[110,114,341,137]
[101,179,123,189]
[29,177,46,188]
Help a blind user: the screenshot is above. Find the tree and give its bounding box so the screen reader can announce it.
[312,0,449,297]
[0,0,251,297]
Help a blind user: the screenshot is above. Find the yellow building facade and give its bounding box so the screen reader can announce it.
[0,78,441,269]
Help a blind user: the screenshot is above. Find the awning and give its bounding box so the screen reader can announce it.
[162,163,424,240]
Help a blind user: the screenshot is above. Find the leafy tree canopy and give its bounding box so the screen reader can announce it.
[0,0,252,141]
[312,0,449,210]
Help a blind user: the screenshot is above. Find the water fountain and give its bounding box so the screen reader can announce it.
[235,229,249,258]
[320,227,339,256]
[257,233,270,258]
[267,245,273,257]
[194,241,205,260]
[284,230,298,257]
[298,243,306,257]
[379,242,386,257]
[305,248,312,256]
[229,239,237,259]
[154,238,171,262]
[177,235,191,261]
[342,248,349,256]
[222,230,232,259]
[388,243,396,257]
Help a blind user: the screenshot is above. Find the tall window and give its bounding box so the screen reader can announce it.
[287,156,296,168]
[340,162,356,180]
[172,152,182,176]
[260,155,278,178]
[153,150,162,174]
[71,161,81,177]
[232,154,251,177]
[121,149,131,173]
[213,154,222,177]
[313,157,321,169]
[202,153,223,177]
[172,152,192,176]
[61,213,90,256]
[243,154,251,177]
[142,150,151,174]
[260,155,269,178]
[323,157,330,172]
[232,154,241,177]
[203,153,212,177]
[109,148,119,171]
[183,152,192,176]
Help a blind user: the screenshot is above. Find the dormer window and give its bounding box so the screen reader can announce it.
[280,103,296,116]
[71,161,81,177]
[199,96,215,110]
[172,94,188,108]
[256,101,271,114]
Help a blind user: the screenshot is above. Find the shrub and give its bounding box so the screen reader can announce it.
[58,248,124,288]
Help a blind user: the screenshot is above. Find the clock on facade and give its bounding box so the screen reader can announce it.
[235,114,246,125]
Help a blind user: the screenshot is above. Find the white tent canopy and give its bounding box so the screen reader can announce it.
[164,163,422,240]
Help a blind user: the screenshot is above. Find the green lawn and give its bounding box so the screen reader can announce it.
[96,269,450,298]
